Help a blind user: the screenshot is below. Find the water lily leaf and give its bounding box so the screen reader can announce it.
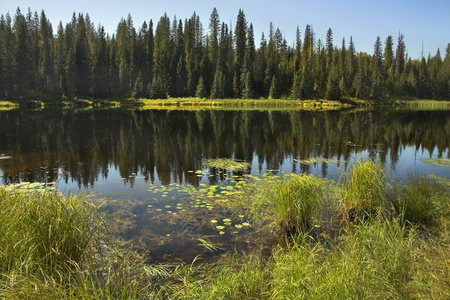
[216,225,225,230]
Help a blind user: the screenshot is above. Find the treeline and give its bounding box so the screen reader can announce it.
[1,7,449,100]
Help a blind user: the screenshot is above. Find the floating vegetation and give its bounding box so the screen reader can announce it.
[420,158,450,167]
[204,158,251,172]
[294,157,342,165]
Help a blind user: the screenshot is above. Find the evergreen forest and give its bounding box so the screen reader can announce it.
[1,7,449,100]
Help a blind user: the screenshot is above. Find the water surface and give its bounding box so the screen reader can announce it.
[1,107,449,261]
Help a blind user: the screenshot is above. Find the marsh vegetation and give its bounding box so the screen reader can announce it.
[1,160,449,298]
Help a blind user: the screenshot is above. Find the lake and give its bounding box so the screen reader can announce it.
[1,107,449,262]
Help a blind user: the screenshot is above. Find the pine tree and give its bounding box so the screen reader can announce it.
[92,25,109,97]
[395,33,406,77]
[268,75,280,99]
[208,8,220,73]
[291,71,301,99]
[14,8,31,95]
[39,10,54,95]
[325,28,333,73]
[132,71,143,98]
[346,36,357,96]
[0,13,15,96]
[383,35,394,72]
[64,21,76,97]
[149,75,166,98]
[210,68,225,98]
[326,51,341,100]
[233,9,247,97]
[371,36,384,98]
[195,75,207,98]
[75,14,91,96]
[242,71,254,99]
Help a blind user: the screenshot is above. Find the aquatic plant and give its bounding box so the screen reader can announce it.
[204,158,251,172]
[341,159,386,223]
[420,158,450,168]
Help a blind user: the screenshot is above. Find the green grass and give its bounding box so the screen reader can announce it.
[0,184,102,277]
[391,173,447,225]
[341,159,386,223]
[270,174,323,238]
[0,184,162,299]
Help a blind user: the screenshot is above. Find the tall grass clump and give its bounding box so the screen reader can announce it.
[341,159,386,223]
[271,220,417,299]
[270,174,323,238]
[0,184,104,297]
[391,174,447,225]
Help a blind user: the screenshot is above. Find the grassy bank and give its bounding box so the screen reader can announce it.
[1,161,449,298]
[2,96,449,111]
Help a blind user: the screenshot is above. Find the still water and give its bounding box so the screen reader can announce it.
[1,107,449,262]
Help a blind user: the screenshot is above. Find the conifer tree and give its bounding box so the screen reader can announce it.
[326,51,341,100]
[208,8,220,73]
[195,75,207,98]
[290,71,301,99]
[371,36,384,98]
[268,75,280,99]
[14,8,31,95]
[75,14,91,96]
[242,71,254,99]
[92,25,109,97]
[234,9,247,97]
[39,11,54,95]
[210,68,225,98]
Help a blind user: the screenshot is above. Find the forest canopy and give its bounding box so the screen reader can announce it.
[0,7,449,100]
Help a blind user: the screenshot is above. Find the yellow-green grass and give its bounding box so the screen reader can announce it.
[341,159,386,223]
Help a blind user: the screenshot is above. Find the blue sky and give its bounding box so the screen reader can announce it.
[1,0,449,59]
